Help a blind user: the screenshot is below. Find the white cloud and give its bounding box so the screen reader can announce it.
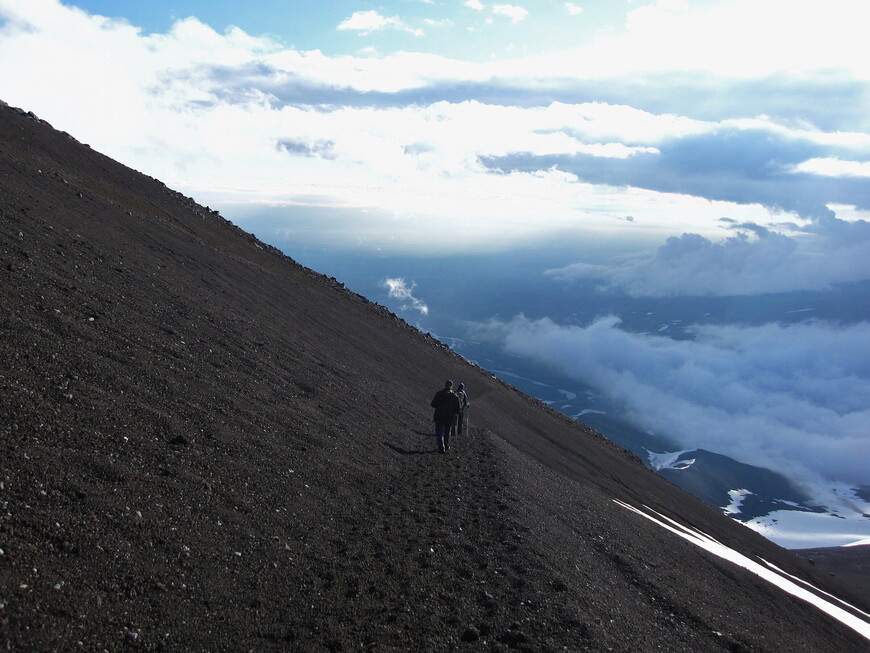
[547,218,870,296]
[618,0,858,77]
[507,0,870,80]
[382,278,429,314]
[337,10,394,33]
[423,18,454,28]
[565,3,584,16]
[465,0,485,11]
[791,158,870,178]
[491,4,528,23]
[337,10,423,37]
[483,314,870,499]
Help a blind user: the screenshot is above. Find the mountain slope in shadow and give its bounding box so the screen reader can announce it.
[1,100,867,651]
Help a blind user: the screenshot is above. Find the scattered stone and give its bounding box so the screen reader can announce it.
[460,626,480,642]
[498,629,529,648]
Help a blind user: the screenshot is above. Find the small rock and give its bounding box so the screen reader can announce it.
[499,629,528,647]
[461,626,480,642]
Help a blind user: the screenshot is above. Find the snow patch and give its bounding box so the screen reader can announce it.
[573,409,606,419]
[646,449,696,472]
[744,509,870,549]
[614,500,870,641]
[491,369,551,387]
[722,489,753,517]
[759,558,870,622]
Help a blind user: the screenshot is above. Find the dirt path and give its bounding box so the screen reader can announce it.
[281,420,542,651]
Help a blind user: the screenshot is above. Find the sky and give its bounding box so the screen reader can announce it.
[2,0,869,539]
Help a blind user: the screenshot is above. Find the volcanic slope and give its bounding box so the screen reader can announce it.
[1,100,868,652]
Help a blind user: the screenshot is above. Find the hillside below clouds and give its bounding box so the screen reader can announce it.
[1,100,868,651]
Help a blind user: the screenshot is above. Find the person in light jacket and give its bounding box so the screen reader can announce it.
[456,382,470,435]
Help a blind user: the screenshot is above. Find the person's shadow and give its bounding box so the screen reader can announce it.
[383,442,436,455]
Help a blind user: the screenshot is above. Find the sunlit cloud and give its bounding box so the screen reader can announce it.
[565,3,583,16]
[337,10,423,37]
[491,4,528,24]
[791,158,870,178]
[337,10,394,33]
[613,0,870,79]
[423,18,454,28]
[382,278,429,314]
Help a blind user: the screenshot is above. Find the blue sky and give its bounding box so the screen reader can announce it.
[65,0,635,60]
[2,1,870,540]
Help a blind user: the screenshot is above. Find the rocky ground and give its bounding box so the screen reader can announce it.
[793,545,870,611]
[1,100,868,651]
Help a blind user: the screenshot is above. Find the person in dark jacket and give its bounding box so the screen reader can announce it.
[431,379,461,453]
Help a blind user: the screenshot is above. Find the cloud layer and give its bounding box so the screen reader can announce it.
[547,217,870,296]
[482,314,870,497]
[1,0,869,263]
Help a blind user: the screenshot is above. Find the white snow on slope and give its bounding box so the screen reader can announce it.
[722,489,752,517]
[491,369,550,387]
[745,509,870,549]
[646,449,696,472]
[573,409,606,419]
[760,557,870,622]
[614,500,870,641]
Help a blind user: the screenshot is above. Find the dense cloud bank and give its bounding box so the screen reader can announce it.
[547,218,870,296]
[481,314,870,497]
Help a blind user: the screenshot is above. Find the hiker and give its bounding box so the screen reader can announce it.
[456,382,470,435]
[431,379,461,453]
